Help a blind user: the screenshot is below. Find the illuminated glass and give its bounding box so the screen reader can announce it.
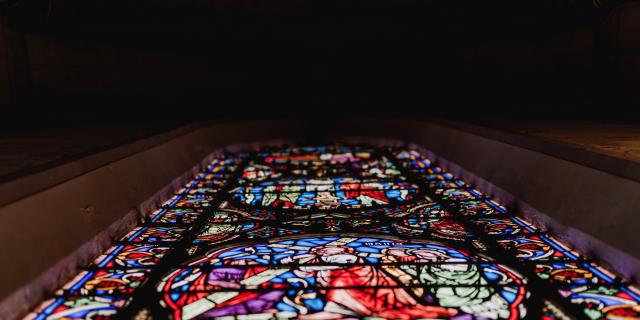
[25,145,640,320]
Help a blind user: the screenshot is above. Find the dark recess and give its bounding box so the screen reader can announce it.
[0,0,638,128]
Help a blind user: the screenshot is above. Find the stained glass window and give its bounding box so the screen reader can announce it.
[25,145,640,320]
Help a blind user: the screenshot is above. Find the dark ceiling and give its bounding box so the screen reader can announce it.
[1,0,638,125]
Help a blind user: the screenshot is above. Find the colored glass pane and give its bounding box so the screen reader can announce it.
[26,296,130,320]
[149,208,202,224]
[93,244,171,268]
[121,226,186,243]
[56,269,150,295]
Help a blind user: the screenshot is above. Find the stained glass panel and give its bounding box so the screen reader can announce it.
[25,145,640,320]
[159,236,529,319]
[56,269,150,295]
[93,244,172,268]
[26,296,131,320]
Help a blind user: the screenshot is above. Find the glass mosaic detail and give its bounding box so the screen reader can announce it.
[159,236,528,320]
[25,146,640,320]
[231,147,418,209]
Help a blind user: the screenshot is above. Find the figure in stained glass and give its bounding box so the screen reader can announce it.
[159,236,528,320]
[231,146,419,210]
